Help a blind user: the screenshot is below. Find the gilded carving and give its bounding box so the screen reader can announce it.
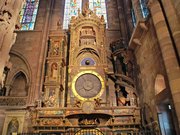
[30,2,142,133]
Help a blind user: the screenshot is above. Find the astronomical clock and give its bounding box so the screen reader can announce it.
[30,4,141,134]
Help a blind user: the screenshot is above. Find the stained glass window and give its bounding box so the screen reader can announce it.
[19,0,39,30]
[63,0,82,29]
[89,0,108,27]
[139,0,149,18]
[131,9,136,27]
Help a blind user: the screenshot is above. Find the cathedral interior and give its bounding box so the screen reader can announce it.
[0,0,180,135]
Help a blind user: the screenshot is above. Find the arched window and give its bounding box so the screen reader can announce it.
[19,0,39,30]
[131,8,136,27]
[139,0,149,18]
[63,0,82,29]
[155,74,166,95]
[89,0,108,27]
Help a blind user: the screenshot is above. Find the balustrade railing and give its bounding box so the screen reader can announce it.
[17,129,160,135]
[0,96,27,107]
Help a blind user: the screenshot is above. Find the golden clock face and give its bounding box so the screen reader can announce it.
[72,71,104,101]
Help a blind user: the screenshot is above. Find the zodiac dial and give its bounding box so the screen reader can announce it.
[72,71,104,101]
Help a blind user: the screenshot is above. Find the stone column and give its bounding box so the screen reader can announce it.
[28,0,53,105]
[161,0,180,59]
[149,0,180,130]
[116,0,128,41]
[0,0,24,87]
[124,0,134,37]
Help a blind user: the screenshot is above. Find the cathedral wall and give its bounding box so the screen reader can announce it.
[8,0,49,103]
[134,19,168,119]
[35,0,49,30]
[49,0,64,30]
[106,0,120,30]
[0,111,5,134]
[10,31,42,95]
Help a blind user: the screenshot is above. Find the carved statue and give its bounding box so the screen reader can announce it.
[82,2,92,16]
[50,63,58,79]
[44,90,56,107]
[52,42,60,56]
[117,91,126,106]
[57,18,62,29]
[129,91,137,106]
[7,117,19,135]
[116,55,127,75]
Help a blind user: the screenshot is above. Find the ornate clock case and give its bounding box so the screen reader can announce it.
[67,7,108,106]
[31,4,141,134]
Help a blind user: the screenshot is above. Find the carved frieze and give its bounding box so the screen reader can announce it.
[0,97,27,106]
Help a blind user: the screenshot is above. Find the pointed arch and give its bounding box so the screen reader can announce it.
[9,71,28,97]
[7,117,19,135]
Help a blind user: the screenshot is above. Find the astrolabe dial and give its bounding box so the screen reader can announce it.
[72,71,104,101]
[75,73,102,98]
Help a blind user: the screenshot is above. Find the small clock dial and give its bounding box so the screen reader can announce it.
[75,73,102,98]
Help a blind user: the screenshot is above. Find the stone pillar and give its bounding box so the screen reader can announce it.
[116,0,128,41]
[28,0,53,106]
[0,0,24,87]
[161,0,180,59]
[124,0,134,37]
[149,0,180,130]
[131,0,142,22]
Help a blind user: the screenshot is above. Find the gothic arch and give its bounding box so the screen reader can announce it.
[155,74,166,95]
[5,51,32,96]
[9,71,28,97]
[76,46,100,58]
[11,51,32,75]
